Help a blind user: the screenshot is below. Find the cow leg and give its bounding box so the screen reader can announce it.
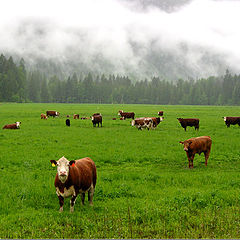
[187,153,194,168]
[88,185,95,206]
[204,151,210,166]
[58,195,64,212]
[80,193,85,205]
[70,194,77,212]
[184,127,186,131]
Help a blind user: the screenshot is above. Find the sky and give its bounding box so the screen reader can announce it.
[0,0,240,79]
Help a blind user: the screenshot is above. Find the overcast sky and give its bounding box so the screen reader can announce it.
[1,0,240,77]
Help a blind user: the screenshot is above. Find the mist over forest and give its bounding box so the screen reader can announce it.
[0,0,240,81]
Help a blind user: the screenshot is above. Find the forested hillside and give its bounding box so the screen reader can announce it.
[0,54,239,105]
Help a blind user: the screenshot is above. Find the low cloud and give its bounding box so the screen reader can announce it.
[0,0,240,79]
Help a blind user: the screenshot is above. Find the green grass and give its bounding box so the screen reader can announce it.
[0,103,240,238]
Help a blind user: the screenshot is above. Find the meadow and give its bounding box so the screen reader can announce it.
[0,103,239,239]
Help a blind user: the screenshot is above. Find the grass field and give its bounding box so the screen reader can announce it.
[0,103,240,239]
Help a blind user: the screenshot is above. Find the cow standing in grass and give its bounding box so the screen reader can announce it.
[46,111,60,117]
[179,136,212,168]
[92,114,102,127]
[118,110,135,120]
[177,118,199,131]
[223,117,240,127]
[50,156,97,212]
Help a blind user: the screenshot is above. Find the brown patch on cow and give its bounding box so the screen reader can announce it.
[179,136,212,168]
[41,113,47,119]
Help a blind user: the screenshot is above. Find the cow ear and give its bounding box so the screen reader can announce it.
[179,141,184,144]
[50,160,57,167]
[69,160,76,167]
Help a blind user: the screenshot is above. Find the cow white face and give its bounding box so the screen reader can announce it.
[15,122,21,128]
[50,156,75,183]
[223,117,227,122]
[160,117,164,122]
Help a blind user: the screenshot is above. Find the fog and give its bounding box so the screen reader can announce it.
[0,0,240,79]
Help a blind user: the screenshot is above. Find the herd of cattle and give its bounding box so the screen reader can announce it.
[2,109,240,211]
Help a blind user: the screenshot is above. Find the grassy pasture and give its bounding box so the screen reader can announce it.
[0,103,240,239]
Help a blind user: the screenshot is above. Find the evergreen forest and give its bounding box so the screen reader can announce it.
[0,54,239,105]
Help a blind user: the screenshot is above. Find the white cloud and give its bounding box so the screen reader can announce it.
[0,0,240,78]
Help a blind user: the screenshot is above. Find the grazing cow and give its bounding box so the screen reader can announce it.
[41,113,48,119]
[50,156,97,212]
[118,110,135,120]
[2,122,21,129]
[112,118,117,120]
[179,136,212,168]
[151,117,164,129]
[46,111,60,117]
[92,114,102,127]
[158,111,164,116]
[73,114,79,119]
[131,118,153,130]
[66,119,70,127]
[223,117,240,127]
[177,118,199,131]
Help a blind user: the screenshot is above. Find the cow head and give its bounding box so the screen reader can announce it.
[177,118,183,122]
[179,140,192,152]
[118,110,123,116]
[50,156,75,183]
[223,116,227,122]
[15,122,21,128]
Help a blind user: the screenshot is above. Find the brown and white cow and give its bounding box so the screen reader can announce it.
[2,122,21,129]
[118,110,135,120]
[131,118,153,130]
[46,111,60,117]
[223,117,240,127]
[179,136,212,168]
[41,113,48,119]
[177,118,199,131]
[73,114,79,119]
[158,111,164,116]
[92,114,102,127]
[50,156,97,212]
[151,117,164,129]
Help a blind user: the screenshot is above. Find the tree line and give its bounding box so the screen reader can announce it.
[0,54,239,105]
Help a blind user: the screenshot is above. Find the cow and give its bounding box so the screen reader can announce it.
[151,117,164,129]
[41,113,48,119]
[66,119,70,127]
[179,136,212,169]
[112,118,117,120]
[223,117,240,127]
[66,115,70,118]
[177,118,199,131]
[2,122,21,129]
[92,114,102,127]
[93,113,101,116]
[118,110,135,120]
[50,156,97,212]
[46,111,60,117]
[158,111,164,116]
[131,118,153,130]
[73,114,79,119]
